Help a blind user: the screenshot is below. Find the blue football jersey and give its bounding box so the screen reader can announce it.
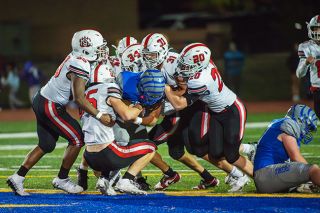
[254,118,301,172]
[117,71,141,103]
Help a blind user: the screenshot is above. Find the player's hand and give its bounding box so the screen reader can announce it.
[99,114,115,127]
[306,56,315,65]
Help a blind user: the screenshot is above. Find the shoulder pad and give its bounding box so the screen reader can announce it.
[280,118,301,139]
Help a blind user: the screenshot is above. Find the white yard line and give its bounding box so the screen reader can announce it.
[0,122,271,140]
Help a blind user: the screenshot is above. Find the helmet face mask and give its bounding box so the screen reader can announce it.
[307,15,320,41]
[177,57,199,78]
[286,104,318,144]
[71,30,107,62]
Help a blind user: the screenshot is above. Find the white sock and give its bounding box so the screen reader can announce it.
[79,163,88,171]
[242,144,253,155]
[230,166,243,178]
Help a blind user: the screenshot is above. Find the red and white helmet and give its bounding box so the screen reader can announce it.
[71,29,107,62]
[177,43,211,78]
[114,36,138,58]
[90,60,115,84]
[121,44,144,73]
[141,33,169,69]
[307,15,320,41]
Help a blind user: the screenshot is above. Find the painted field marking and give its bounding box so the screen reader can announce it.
[0,204,63,208]
[0,188,319,198]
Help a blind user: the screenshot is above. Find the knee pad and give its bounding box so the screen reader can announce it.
[39,141,56,153]
[169,147,185,160]
[225,151,240,164]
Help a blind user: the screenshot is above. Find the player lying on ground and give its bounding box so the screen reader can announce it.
[254,104,320,193]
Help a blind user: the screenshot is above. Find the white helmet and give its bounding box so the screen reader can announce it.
[121,44,144,72]
[114,36,138,58]
[90,60,115,84]
[71,29,107,62]
[307,15,320,41]
[177,43,211,78]
[141,33,169,69]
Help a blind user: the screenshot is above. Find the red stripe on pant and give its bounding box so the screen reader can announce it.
[154,117,178,141]
[234,99,246,141]
[200,107,210,138]
[109,141,156,158]
[44,100,82,146]
[50,102,83,146]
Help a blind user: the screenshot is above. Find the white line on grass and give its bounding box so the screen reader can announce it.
[0,122,272,140]
[0,143,66,150]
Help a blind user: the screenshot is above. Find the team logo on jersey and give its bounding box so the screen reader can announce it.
[79,36,92,47]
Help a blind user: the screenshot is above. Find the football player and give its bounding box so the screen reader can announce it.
[142,33,221,190]
[165,43,253,187]
[296,15,320,118]
[7,29,114,196]
[81,70,157,195]
[109,36,138,77]
[254,104,320,193]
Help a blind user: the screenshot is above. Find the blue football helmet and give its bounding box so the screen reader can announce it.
[138,69,165,106]
[286,104,318,144]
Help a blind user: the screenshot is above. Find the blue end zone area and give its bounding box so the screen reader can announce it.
[0,192,320,212]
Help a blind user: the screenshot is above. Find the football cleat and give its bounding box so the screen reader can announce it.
[77,167,88,191]
[109,170,122,187]
[192,177,220,190]
[226,174,250,192]
[135,176,151,191]
[7,174,30,196]
[52,177,83,194]
[115,178,147,195]
[247,142,258,162]
[290,182,320,193]
[154,172,181,191]
[96,177,116,196]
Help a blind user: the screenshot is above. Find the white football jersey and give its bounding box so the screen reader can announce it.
[161,52,180,115]
[296,40,320,87]
[41,53,91,105]
[109,56,122,78]
[81,83,122,145]
[161,52,179,87]
[187,62,236,113]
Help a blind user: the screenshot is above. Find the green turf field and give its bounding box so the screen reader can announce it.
[0,113,319,193]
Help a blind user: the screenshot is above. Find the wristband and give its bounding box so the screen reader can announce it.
[95,111,103,120]
[133,117,143,125]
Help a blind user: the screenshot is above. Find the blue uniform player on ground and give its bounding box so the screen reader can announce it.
[254,104,320,193]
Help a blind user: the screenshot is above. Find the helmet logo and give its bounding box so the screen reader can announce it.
[79,36,92,47]
[157,38,166,48]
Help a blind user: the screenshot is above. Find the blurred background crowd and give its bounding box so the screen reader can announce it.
[0,0,318,109]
